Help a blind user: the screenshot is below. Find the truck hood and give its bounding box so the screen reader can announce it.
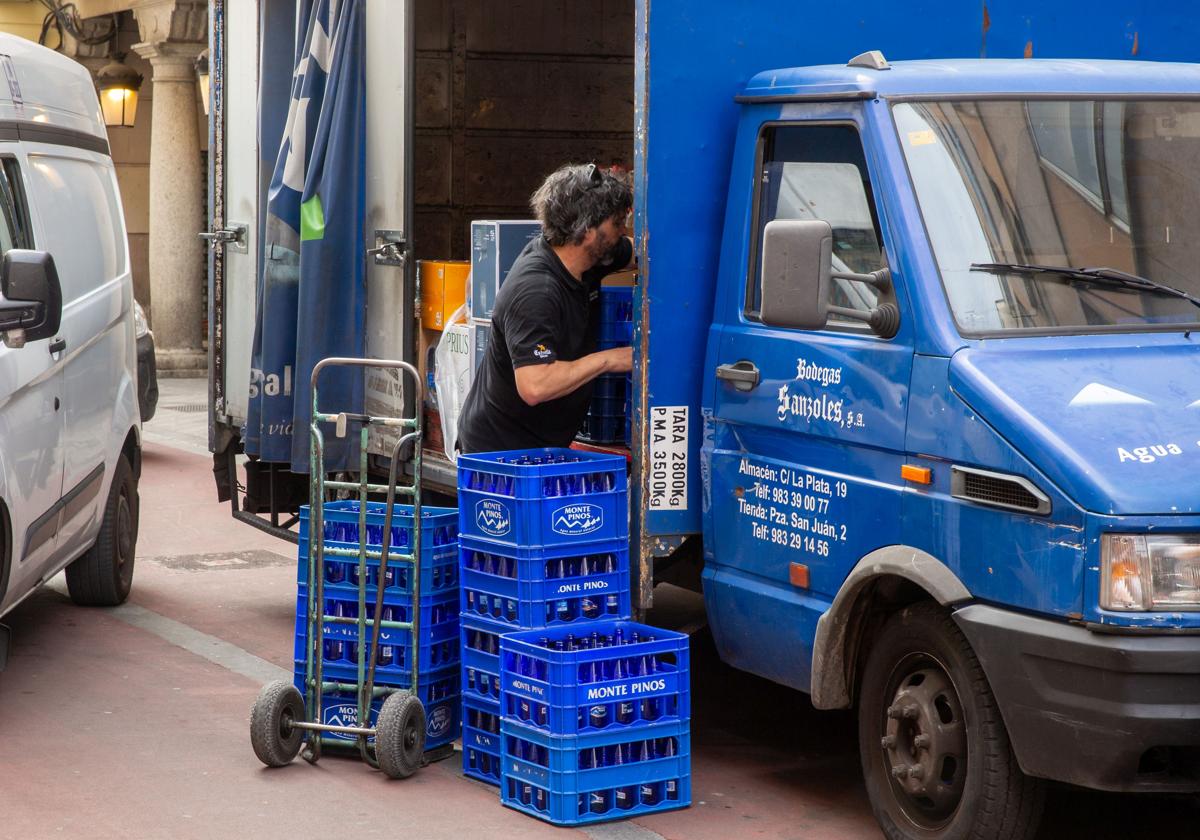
[948,340,1200,515]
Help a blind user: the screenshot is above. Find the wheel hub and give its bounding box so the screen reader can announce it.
[116,494,132,568]
[880,663,967,827]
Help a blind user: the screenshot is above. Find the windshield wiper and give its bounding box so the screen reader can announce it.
[970,262,1200,310]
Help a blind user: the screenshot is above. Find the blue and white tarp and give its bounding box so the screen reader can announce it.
[245,0,366,473]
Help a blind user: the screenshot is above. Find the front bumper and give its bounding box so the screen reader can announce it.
[137,332,159,423]
[955,604,1200,792]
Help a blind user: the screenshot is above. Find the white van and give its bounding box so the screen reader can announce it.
[0,35,141,662]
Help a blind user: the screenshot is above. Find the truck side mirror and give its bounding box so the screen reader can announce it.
[760,219,832,331]
[0,249,63,346]
[760,218,901,339]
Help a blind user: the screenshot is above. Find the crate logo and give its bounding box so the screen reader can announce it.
[325,703,359,727]
[511,677,547,699]
[551,503,603,537]
[427,704,452,738]
[476,499,511,537]
[585,678,667,701]
[323,703,361,742]
[554,579,610,595]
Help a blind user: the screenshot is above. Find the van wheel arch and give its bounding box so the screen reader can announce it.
[811,546,971,710]
[122,427,141,481]
[0,500,10,605]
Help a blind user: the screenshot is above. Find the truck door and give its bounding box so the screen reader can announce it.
[208,0,261,428]
[705,112,914,692]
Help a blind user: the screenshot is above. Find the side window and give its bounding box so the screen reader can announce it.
[26,154,126,301]
[746,123,887,327]
[0,157,32,251]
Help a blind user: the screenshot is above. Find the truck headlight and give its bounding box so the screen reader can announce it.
[133,300,150,339]
[1101,534,1200,611]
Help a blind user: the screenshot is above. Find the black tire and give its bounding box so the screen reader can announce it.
[858,602,1045,840]
[375,692,426,779]
[66,454,138,606]
[250,680,305,767]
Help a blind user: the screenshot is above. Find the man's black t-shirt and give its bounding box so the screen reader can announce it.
[457,234,632,454]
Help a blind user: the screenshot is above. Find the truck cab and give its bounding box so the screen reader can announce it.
[701,56,1200,835]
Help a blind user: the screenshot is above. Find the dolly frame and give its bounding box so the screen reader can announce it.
[292,357,429,770]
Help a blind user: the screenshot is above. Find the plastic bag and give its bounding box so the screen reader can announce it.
[433,303,472,462]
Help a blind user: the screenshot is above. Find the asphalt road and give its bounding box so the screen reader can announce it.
[0,379,1195,839]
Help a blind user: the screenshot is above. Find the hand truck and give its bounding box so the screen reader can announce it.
[250,357,436,779]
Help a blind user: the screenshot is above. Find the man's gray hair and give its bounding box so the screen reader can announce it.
[531,164,633,247]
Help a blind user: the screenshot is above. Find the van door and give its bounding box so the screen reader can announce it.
[23,147,132,559]
[704,113,914,692]
[0,153,65,608]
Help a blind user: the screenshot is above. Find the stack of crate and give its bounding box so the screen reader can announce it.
[456,448,632,786]
[499,620,691,824]
[292,500,462,751]
[579,286,634,445]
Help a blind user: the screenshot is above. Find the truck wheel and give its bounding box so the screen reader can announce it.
[375,692,425,779]
[858,602,1044,840]
[250,680,306,767]
[66,454,138,607]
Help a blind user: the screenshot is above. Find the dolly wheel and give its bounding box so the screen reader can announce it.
[250,681,305,767]
[376,693,426,779]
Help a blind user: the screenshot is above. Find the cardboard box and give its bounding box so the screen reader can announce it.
[469,318,491,374]
[470,220,541,320]
[420,260,470,331]
[602,269,638,287]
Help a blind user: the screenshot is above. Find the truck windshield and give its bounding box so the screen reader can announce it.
[895,99,1200,334]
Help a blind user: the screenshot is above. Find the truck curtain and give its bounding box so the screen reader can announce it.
[245,0,366,473]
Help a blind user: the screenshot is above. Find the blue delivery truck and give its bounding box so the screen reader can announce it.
[687,56,1200,837]
[208,3,1199,838]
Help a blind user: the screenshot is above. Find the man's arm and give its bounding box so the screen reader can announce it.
[514,346,632,406]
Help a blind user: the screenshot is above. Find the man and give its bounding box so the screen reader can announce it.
[458,163,635,454]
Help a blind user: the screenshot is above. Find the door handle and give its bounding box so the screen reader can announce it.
[716,360,760,392]
[49,337,66,354]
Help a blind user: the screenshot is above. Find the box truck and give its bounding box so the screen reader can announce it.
[206,3,1200,837]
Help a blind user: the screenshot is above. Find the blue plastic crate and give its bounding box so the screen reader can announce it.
[499,620,688,736]
[297,500,459,591]
[460,536,631,630]
[586,395,625,416]
[577,414,625,445]
[298,536,459,594]
[590,374,627,400]
[599,286,634,324]
[292,663,461,750]
[460,613,506,705]
[624,373,633,444]
[598,320,633,344]
[462,692,503,786]
[457,448,628,548]
[500,718,690,825]
[293,587,459,679]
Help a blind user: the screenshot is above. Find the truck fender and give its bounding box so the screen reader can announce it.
[810,545,971,710]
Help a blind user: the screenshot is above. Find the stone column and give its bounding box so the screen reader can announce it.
[132,1,207,374]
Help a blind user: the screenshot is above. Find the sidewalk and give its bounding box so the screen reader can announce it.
[142,377,211,456]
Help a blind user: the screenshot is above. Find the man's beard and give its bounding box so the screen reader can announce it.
[586,231,619,266]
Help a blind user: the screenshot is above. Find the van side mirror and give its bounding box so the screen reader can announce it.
[0,250,63,347]
[760,219,833,331]
[759,218,900,339]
